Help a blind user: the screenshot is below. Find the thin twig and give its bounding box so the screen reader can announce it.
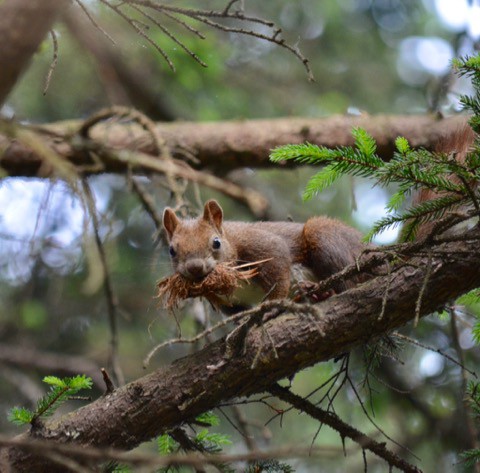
[130,4,208,67]
[128,172,164,238]
[392,332,477,378]
[101,368,115,394]
[378,261,392,320]
[82,179,124,386]
[99,0,176,70]
[43,30,58,95]
[161,10,206,39]
[414,249,433,327]
[268,384,423,473]
[74,0,117,44]
[143,309,248,368]
[345,374,419,460]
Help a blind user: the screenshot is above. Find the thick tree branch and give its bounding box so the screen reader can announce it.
[3,228,480,472]
[0,0,70,105]
[0,114,468,177]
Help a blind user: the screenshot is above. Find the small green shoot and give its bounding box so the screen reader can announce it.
[8,375,92,426]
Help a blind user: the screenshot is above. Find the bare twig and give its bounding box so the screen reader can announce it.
[345,373,418,460]
[128,173,164,238]
[81,179,124,386]
[74,0,116,44]
[101,368,115,394]
[228,406,258,452]
[268,384,422,473]
[378,262,393,321]
[87,0,313,79]
[392,332,477,378]
[414,249,433,327]
[98,0,176,70]
[43,29,58,95]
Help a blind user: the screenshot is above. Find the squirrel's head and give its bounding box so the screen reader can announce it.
[162,200,234,281]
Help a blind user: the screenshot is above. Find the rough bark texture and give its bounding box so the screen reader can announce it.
[0,114,468,177]
[0,0,69,105]
[3,230,480,472]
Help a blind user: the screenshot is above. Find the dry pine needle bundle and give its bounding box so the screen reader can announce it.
[156,259,271,309]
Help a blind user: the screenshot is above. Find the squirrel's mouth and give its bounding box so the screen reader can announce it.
[186,273,208,282]
[180,259,215,282]
[182,267,214,282]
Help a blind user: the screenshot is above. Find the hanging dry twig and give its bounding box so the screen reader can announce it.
[43,30,58,95]
[81,179,125,387]
[73,0,313,79]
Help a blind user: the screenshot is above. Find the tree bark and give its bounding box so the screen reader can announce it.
[0,0,70,106]
[0,114,468,177]
[2,229,480,472]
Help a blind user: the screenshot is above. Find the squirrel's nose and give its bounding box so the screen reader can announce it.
[185,259,210,280]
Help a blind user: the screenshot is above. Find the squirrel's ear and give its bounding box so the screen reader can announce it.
[163,208,179,240]
[203,200,223,232]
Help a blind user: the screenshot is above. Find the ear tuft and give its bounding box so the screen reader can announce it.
[163,208,179,240]
[203,200,224,233]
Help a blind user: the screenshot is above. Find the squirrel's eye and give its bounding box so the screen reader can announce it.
[169,246,176,258]
[212,237,221,250]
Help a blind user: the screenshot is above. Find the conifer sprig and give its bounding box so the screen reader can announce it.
[270,123,480,242]
[453,55,480,135]
[8,375,92,426]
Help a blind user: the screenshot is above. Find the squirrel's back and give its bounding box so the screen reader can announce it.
[163,200,366,300]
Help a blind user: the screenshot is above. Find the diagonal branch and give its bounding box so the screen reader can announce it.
[268,384,422,473]
[2,228,480,471]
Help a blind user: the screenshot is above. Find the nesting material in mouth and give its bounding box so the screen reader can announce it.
[156,259,271,309]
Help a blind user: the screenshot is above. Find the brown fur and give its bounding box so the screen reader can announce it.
[163,201,365,300]
[414,125,476,240]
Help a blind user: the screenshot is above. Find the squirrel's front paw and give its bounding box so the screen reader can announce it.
[293,281,335,303]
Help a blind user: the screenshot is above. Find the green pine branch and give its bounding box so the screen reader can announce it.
[8,375,92,426]
[270,120,479,241]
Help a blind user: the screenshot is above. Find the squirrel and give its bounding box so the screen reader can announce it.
[162,126,476,304]
[162,200,365,301]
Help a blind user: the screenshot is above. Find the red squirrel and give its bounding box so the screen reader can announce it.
[162,201,365,300]
[162,126,475,303]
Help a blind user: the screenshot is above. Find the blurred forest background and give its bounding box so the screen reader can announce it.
[2,1,480,472]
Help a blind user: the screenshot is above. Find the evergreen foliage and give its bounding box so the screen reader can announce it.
[8,375,92,426]
[271,123,479,242]
[271,53,480,467]
[271,55,480,243]
[461,380,480,466]
[156,411,233,473]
